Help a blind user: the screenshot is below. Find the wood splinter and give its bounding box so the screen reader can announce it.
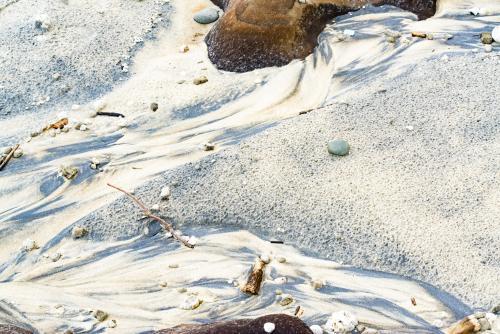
[241,258,266,295]
[0,144,20,171]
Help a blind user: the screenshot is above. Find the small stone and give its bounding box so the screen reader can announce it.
[260,254,271,264]
[491,305,500,314]
[151,204,160,211]
[277,257,286,263]
[93,309,108,322]
[263,322,275,333]
[63,330,74,334]
[479,318,491,330]
[177,80,186,84]
[160,186,171,200]
[343,29,355,37]
[386,36,396,43]
[275,289,283,295]
[61,127,70,133]
[177,287,187,293]
[49,130,57,137]
[311,279,324,290]
[60,166,79,180]
[327,139,350,156]
[279,294,294,306]
[484,44,492,53]
[13,149,23,158]
[22,239,39,252]
[493,26,500,43]
[31,131,40,137]
[71,226,88,239]
[203,143,215,151]
[179,45,189,53]
[51,252,62,262]
[169,263,179,268]
[160,281,168,288]
[150,102,159,112]
[107,319,117,328]
[52,73,61,80]
[179,296,203,310]
[480,32,493,44]
[475,312,486,319]
[426,33,434,40]
[405,125,414,131]
[193,76,208,85]
[310,325,323,334]
[3,147,12,154]
[273,277,287,284]
[193,8,219,24]
[325,311,358,333]
[79,124,88,131]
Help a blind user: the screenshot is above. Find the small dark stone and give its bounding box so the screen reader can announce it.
[480,32,493,44]
[150,102,159,112]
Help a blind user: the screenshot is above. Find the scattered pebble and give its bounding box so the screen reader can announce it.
[151,204,160,211]
[79,124,88,131]
[179,45,189,53]
[193,76,208,85]
[277,257,286,263]
[203,143,215,151]
[3,147,12,154]
[160,281,168,288]
[273,277,287,284]
[60,166,79,180]
[107,319,117,328]
[327,139,350,156]
[160,186,171,200]
[484,44,492,53]
[310,325,323,334]
[92,309,109,322]
[13,149,23,158]
[150,102,159,112]
[169,263,179,269]
[260,254,271,264]
[275,289,283,295]
[325,311,358,333]
[177,287,187,293]
[71,226,88,239]
[311,279,324,290]
[480,32,493,45]
[179,296,203,310]
[279,294,294,306]
[31,131,40,137]
[263,322,276,333]
[22,239,39,252]
[405,125,414,131]
[52,73,61,81]
[193,8,219,24]
[51,252,62,262]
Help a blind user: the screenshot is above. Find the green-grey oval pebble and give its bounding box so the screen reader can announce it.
[327,139,349,156]
[193,8,219,24]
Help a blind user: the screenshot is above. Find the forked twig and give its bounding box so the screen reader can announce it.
[107,182,194,248]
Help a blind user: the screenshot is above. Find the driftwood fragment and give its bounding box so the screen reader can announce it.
[412,32,427,38]
[241,258,266,295]
[96,111,125,118]
[0,144,20,171]
[155,314,314,334]
[447,316,480,334]
[107,183,194,248]
[43,118,68,132]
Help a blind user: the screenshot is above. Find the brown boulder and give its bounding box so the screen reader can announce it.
[155,314,313,334]
[206,0,436,72]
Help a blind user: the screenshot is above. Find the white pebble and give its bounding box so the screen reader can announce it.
[484,44,492,53]
[263,322,275,333]
[179,296,203,310]
[310,325,323,334]
[325,311,358,333]
[160,186,171,200]
[405,125,414,131]
[22,239,39,252]
[79,124,88,131]
[151,204,160,211]
[260,254,271,264]
[273,277,287,284]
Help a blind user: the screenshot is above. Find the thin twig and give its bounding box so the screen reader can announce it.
[107,182,194,248]
[0,144,19,171]
[97,112,125,118]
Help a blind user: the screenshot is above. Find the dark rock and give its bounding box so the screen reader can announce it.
[206,0,437,72]
[0,325,33,334]
[155,314,313,334]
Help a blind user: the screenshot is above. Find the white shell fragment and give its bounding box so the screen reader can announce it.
[492,26,500,43]
[264,322,276,333]
[325,311,358,333]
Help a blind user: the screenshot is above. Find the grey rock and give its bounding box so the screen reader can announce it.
[327,139,350,156]
[480,32,493,44]
[193,8,219,25]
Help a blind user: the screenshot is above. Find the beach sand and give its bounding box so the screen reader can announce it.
[0,0,499,332]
